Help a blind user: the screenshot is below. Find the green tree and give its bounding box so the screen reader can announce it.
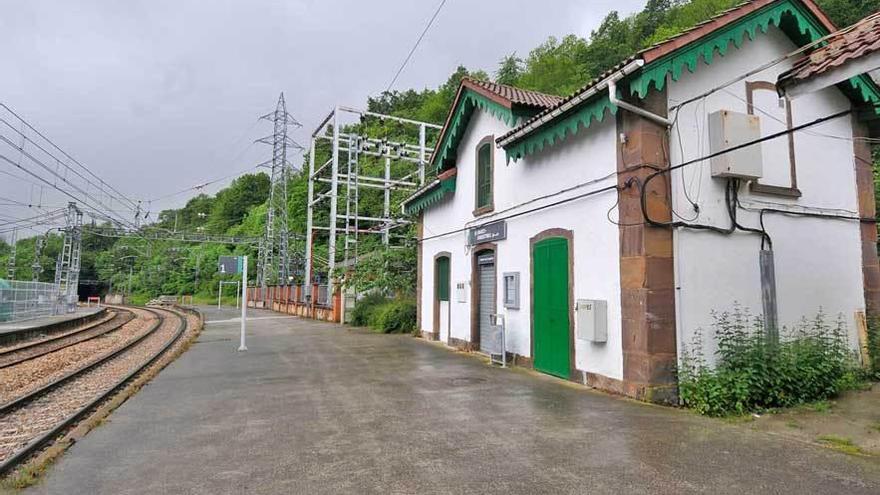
[495,53,523,86]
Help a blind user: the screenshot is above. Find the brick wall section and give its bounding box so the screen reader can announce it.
[853,116,880,318]
[615,89,678,403]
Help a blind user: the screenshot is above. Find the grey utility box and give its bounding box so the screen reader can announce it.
[708,110,763,180]
[576,299,607,343]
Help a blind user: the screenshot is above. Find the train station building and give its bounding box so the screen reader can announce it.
[403,0,880,401]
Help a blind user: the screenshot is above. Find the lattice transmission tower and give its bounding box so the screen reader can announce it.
[256,93,302,295]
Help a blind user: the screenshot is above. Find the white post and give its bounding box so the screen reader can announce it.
[238,256,248,352]
[327,107,339,298]
[217,281,222,309]
[383,155,391,245]
[418,123,426,185]
[236,281,240,309]
[304,138,316,293]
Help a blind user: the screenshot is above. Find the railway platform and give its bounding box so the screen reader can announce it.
[25,305,880,494]
[0,307,105,343]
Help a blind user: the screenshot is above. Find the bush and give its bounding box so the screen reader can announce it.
[350,292,387,327]
[372,298,417,334]
[351,294,417,334]
[679,307,863,417]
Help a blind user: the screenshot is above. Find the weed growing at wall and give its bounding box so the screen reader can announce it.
[351,293,417,334]
[679,306,864,416]
[867,316,880,378]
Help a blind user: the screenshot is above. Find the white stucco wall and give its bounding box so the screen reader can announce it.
[667,26,865,360]
[421,109,623,380]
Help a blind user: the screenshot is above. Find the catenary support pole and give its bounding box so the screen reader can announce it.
[239,256,248,352]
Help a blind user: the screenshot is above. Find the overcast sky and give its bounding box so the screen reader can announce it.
[0,0,645,234]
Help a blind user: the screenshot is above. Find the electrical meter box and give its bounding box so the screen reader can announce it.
[576,299,607,343]
[708,110,763,180]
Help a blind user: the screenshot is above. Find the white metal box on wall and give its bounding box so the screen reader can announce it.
[576,299,607,343]
[708,110,763,180]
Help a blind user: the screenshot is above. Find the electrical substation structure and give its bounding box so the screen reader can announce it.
[304,106,442,301]
[255,93,303,297]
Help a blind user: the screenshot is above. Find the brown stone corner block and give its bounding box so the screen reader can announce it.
[621,288,647,317]
[620,225,644,257]
[645,257,674,289]
[623,351,677,385]
[620,257,647,289]
[863,261,880,292]
[617,197,644,225]
[644,227,673,257]
[643,192,673,223]
[866,288,880,315]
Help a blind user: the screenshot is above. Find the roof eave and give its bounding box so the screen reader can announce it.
[497,59,645,148]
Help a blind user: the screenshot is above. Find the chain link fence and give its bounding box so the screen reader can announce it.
[0,279,62,322]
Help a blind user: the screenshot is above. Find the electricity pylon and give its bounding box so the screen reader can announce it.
[255,93,302,296]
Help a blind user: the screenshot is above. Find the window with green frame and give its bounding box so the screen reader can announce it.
[475,138,493,212]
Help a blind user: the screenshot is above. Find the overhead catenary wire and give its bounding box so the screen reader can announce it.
[385,0,448,92]
[0,103,140,213]
[0,151,137,231]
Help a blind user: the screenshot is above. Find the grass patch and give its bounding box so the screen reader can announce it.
[798,400,832,413]
[817,435,865,455]
[1,462,47,490]
[785,420,802,429]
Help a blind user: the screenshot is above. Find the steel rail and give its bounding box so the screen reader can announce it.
[0,306,188,475]
[0,308,164,414]
[0,310,135,370]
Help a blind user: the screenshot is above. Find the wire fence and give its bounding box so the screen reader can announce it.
[0,279,62,322]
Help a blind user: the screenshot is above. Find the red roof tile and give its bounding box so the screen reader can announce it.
[498,0,838,146]
[779,10,880,87]
[461,78,563,109]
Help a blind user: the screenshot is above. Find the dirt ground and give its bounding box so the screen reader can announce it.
[747,384,880,457]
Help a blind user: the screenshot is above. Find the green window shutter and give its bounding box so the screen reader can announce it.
[436,257,450,301]
[477,144,492,208]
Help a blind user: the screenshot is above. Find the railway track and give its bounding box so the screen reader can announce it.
[0,306,189,475]
[0,310,135,370]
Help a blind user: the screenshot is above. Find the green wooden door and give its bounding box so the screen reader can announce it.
[533,237,570,379]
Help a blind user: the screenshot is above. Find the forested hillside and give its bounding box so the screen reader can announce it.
[1,0,876,304]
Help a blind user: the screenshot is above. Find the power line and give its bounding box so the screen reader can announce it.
[418,107,858,243]
[144,161,261,204]
[0,103,140,212]
[0,120,138,222]
[385,0,448,92]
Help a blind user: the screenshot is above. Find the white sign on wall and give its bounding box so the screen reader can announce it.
[455,281,468,303]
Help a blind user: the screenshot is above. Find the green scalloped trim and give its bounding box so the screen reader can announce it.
[403,175,457,215]
[848,76,880,115]
[503,95,617,162]
[629,0,823,98]
[432,89,517,173]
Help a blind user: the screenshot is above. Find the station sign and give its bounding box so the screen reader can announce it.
[218,256,244,275]
[468,220,506,245]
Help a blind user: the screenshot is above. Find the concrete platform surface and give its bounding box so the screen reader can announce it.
[0,307,103,335]
[27,306,880,494]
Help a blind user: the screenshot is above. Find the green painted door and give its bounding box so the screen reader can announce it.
[533,237,570,379]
